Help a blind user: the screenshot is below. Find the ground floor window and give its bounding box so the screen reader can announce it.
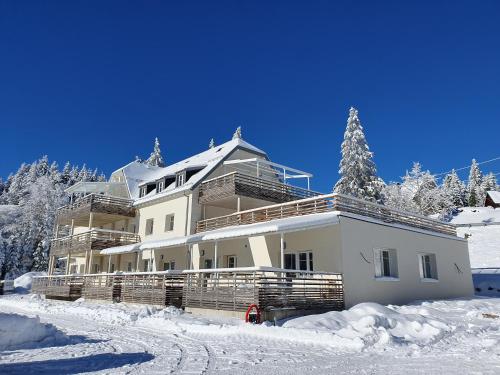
[419,253,438,280]
[144,259,150,272]
[285,251,314,271]
[163,261,176,271]
[227,255,237,268]
[92,264,100,274]
[203,259,213,269]
[374,248,398,279]
[127,262,132,272]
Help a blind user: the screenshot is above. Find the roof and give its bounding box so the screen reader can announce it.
[487,191,500,204]
[133,137,267,205]
[100,211,340,255]
[111,160,163,199]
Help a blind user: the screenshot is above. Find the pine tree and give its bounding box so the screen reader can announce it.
[146,137,165,167]
[482,172,498,193]
[333,107,383,203]
[61,162,72,185]
[467,159,483,207]
[209,138,215,148]
[69,165,80,185]
[97,173,107,182]
[442,169,466,207]
[232,126,242,140]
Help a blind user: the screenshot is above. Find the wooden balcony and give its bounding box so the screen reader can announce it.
[199,172,321,205]
[50,229,140,257]
[56,194,136,225]
[196,193,457,236]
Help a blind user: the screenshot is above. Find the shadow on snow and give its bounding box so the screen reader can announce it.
[0,352,155,374]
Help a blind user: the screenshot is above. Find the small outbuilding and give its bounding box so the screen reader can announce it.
[485,191,500,208]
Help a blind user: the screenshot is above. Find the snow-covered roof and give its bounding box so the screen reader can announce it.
[100,212,340,255]
[134,138,267,205]
[486,191,500,204]
[112,161,163,199]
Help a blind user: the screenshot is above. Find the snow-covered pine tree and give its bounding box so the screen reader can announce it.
[442,169,466,208]
[467,159,483,207]
[78,164,90,182]
[69,165,80,186]
[146,137,166,167]
[333,107,383,203]
[209,138,215,148]
[232,126,242,140]
[97,173,107,182]
[5,163,31,205]
[60,162,72,185]
[482,172,498,193]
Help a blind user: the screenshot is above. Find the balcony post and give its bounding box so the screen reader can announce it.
[280,233,285,269]
[88,250,93,274]
[70,219,75,235]
[108,255,112,273]
[214,241,218,269]
[65,252,71,275]
[83,250,89,274]
[88,212,94,230]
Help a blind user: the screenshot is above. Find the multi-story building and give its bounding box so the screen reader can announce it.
[46,132,473,311]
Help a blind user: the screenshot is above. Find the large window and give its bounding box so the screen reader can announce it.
[163,261,175,271]
[164,214,175,232]
[374,248,398,279]
[299,251,313,271]
[145,218,154,236]
[419,253,438,280]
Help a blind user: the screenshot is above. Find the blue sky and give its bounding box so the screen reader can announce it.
[1,1,499,193]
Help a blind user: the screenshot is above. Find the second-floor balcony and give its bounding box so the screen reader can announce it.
[196,193,457,236]
[57,193,136,225]
[50,229,140,257]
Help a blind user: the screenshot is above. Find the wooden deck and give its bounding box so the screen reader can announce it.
[50,229,140,257]
[31,269,344,317]
[199,172,320,205]
[196,193,457,236]
[183,269,344,313]
[56,194,136,224]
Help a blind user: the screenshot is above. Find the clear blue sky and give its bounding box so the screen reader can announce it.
[1,1,499,193]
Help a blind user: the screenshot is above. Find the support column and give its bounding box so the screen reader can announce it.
[237,196,241,212]
[108,255,112,273]
[149,250,153,271]
[136,251,140,272]
[280,233,285,269]
[66,252,71,275]
[70,219,75,235]
[214,241,218,269]
[88,212,94,230]
[88,250,93,274]
[83,250,89,274]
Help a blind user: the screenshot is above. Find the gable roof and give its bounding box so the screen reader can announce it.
[133,138,267,205]
[486,190,500,204]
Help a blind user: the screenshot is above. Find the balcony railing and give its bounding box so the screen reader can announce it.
[199,172,321,205]
[50,229,140,257]
[196,193,457,236]
[57,194,135,223]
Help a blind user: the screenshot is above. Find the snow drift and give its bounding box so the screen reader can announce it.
[14,271,47,293]
[0,312,69,351]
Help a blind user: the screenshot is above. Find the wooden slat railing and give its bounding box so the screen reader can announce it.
[50,229,141,257]
[56,194,135,222]
[199,172,321,204]
[31,275,84,299]
[183,269,344,312]
[196,193,457,236]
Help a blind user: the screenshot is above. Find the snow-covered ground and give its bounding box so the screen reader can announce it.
[1,294,500,374]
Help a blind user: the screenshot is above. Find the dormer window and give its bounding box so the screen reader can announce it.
[157,180,164,193]
[175,171,186,187]
[139,186,147,198]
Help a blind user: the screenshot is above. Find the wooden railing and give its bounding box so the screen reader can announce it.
[57,194,135,222]
[199,172,321,204]
[196,193,457,236]
[50,229,140,256]
[183,268,344,312]
[31,275,84,299]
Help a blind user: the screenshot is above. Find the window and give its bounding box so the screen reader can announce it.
[374,249,398,279]
[204,259,213,269]
[298,252,314,271]
[164,214,175,232]
[227,256,237,268]
[110,263,115,273]
[163,261,175,271]
[284,253,296,270]
[144,260,150,272]
[127,262,132,272]
[175,171,186,187]
[419,253,438,280]
[145,218,154,236]
[139,186,147,198]
[157,180,164,193]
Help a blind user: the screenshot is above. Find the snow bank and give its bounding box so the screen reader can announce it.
[457,225,500,268]
[0,312,68,351]
[282,302,450,347]
[451,207,500,226]
[14,271,47,293]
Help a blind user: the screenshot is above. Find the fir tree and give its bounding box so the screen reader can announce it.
[482,172,498,193]
[209,138,215,148]
[333,107,383,203]
[61,162,72,185]
[442,169,466,207]
[467,159,483,207]
[146,137,166,167]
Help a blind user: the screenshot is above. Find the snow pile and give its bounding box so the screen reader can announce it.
[14,271,47,293]
[283,302,451,347]
[451,207,500,226]
[0,312,68,351]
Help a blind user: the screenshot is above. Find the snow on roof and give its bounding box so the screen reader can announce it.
[134,138,267,205]
[450,207,500,225]
[139,236,189,251]
[487,191,500,204]
[113,161,163,199]
[100,243,141,255]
